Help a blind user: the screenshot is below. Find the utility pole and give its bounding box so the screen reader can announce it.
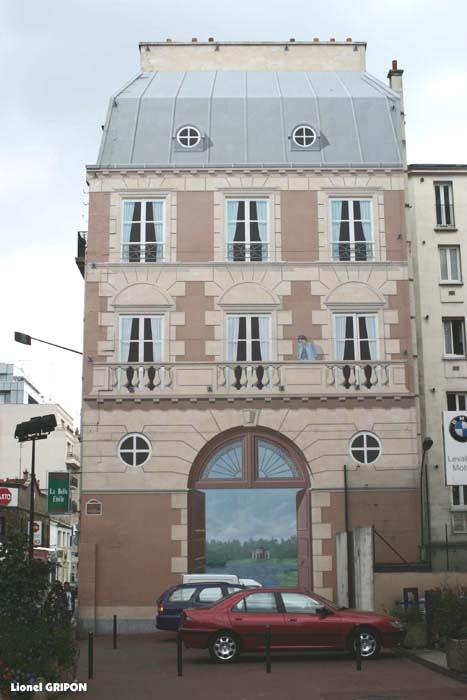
[15,415,57,560]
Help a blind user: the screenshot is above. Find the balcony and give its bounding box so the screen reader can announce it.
[66,449,80,470]
[90,360,409,398]
[75,231,87,278]
[121,242,164,263]
[331,241,375,262]
[227,242,269,262]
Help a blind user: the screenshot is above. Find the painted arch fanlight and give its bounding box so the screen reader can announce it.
[200,435,302,484]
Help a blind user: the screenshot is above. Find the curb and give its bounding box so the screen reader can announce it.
[402,649,467,685]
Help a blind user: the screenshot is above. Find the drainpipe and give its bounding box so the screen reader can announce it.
[419,437,433,561]
[344,464,353,606]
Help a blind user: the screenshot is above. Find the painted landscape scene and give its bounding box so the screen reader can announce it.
[203,488,298,587]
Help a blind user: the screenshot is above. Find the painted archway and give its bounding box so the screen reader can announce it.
[188,427,312,591]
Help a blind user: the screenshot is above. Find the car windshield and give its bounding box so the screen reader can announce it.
[314,594,339,610]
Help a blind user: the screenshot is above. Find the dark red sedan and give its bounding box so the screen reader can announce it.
[180,588,406,663]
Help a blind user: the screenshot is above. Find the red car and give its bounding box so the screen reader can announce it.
[180,588,406,663]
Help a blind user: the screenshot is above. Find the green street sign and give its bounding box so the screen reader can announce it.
[48,472,70,514]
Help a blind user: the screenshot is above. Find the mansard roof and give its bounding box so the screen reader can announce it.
[93,70,402,170]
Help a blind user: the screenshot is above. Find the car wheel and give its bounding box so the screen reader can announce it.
[352,628,381,659]
[209,631,240,663]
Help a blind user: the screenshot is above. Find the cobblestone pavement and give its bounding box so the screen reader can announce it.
[76,633,467,700]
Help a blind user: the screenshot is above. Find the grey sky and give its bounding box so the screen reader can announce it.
[1,0,466,424]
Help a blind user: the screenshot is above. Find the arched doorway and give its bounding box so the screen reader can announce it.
[188,428,312,591]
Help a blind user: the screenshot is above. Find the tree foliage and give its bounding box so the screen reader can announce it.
[206,536,297,564]
[431,586,467,642]
[0,532,77,696]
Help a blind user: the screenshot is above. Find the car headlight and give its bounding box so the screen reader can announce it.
[390,618,406,630]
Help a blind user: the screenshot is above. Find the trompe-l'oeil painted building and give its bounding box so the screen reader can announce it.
[79,40,419,633]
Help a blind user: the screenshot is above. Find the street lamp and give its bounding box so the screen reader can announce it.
[419,437,434,562]
[14,331,82,356]
[14,415,57,560]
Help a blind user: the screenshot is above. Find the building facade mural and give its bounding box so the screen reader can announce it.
[79,40,419,633]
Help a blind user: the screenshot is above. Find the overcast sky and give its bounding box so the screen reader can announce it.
[1,0,467,425]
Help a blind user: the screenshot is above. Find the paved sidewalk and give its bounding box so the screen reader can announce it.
[75,633,467,700]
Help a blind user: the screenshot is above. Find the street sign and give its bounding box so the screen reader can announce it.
[28,520,43,546]
[443,411,467,485]
[0,487,18,508]
[48,472,70,513]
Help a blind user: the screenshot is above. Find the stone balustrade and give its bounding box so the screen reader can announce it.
[90,360,409,398]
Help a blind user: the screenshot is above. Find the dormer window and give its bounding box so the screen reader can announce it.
[291,125,317,148]
[176,125,201,149]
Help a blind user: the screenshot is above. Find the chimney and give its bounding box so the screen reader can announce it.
[191,37,198,43]
[208,37,215,42]
[387,59,406,165]
[387,59,403,85]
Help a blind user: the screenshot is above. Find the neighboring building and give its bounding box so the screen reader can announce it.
[79,39,420,633]
[49,519,74,582]
[0,384,81,581]
[409,164,467,570]
[0,403,80,489]
[0,364,43,404]
[0,476,50,548]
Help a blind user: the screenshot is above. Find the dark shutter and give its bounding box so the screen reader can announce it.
[251,316,262,361]
[358,316,371,361]
[343,316,355,360]
[296,489,312,593]
[237,317,247,361]
[143,318,154,362]
[188,490,206,573]
[128,318,140,362]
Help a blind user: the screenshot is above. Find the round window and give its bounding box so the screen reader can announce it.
[118,433,151,467]
[176,126,201,149]
[292,125,317,148]
[349,432,381,464]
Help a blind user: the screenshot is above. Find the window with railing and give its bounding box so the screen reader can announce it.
[119,316,163,362]
[447,392,467,411]
[439,246,461,282]
[122,200,164,262]
[334,314,378,361]
[226,200,268,262]
[452,485,467,509]
[331,199,374,262]
[227,315,271,362]
[435,182,455,227]
[443,318,466,357]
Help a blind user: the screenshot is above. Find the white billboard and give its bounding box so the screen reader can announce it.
[443,411,467,485]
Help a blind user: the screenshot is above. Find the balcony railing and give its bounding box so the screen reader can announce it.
[90,361,409,397]
[227,242,269,262]
[331,241,375,262]
[435,204,455,227]
[121,243,164,263]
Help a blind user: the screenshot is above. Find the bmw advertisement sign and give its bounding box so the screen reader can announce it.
[443,412,467,485]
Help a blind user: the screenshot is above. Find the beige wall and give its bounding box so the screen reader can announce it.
[177,192,214,262]
[80,400,418,604]
[80,164,418,627]
[79,492,181,621]
[139,41,366,72]
[375,571,467,613]
[281,191,318,261]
